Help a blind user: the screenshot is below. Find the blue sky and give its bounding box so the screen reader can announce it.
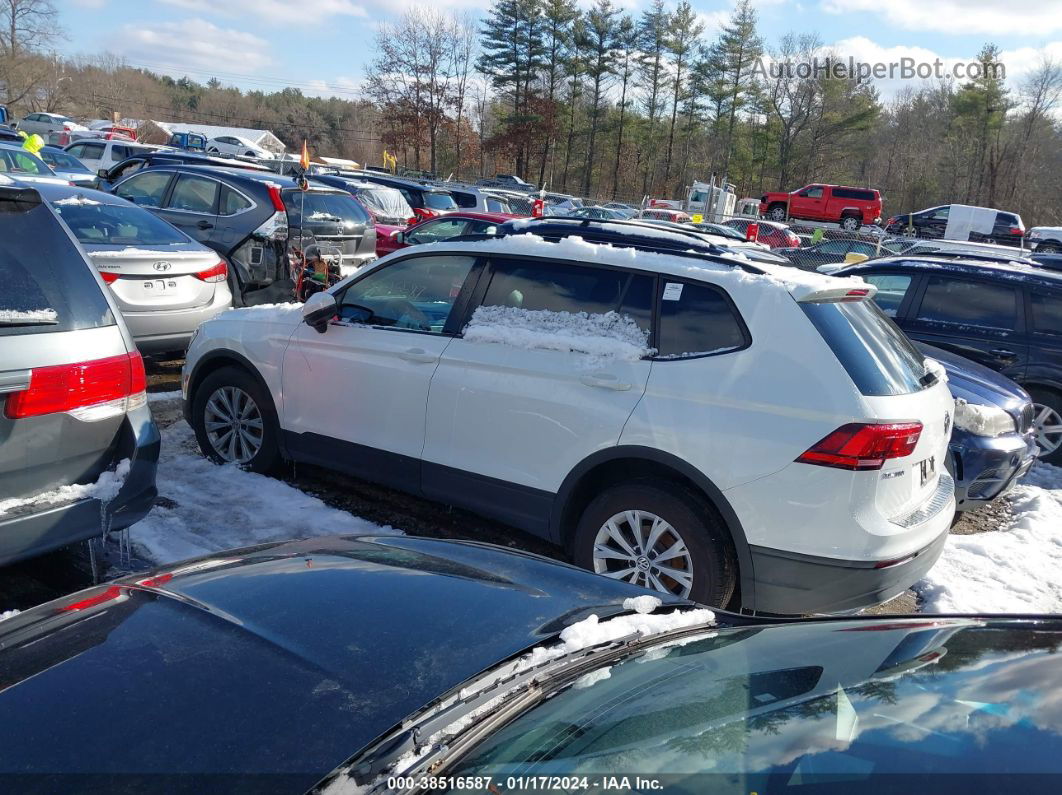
[62,0,1062,101]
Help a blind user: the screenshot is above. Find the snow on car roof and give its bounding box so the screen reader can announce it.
[422,232,870,300]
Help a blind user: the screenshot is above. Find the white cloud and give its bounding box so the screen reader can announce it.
[304,76,366,99]
[160,0,367,25]
[108,18,271,75]
[820,0,1062,36]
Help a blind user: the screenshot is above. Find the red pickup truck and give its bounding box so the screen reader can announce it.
[759,184,881,231]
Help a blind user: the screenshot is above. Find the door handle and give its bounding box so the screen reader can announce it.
[196,220,214,230]
[580,373,632,391]
[399,347,438,364]
[990,348,1016,359]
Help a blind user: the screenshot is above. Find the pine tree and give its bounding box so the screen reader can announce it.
[636,0,670,195]
[537,0,579,186]
[707,0,763,185]
[662,1,703,192]
[579,0,619,196]
[610,15,637,199]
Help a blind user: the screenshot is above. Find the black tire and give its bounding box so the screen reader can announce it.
[767,204,787,222]
[1028,387,1062,465]
[840,214,861,232]
[572,479,737,607]
[191,366,281,473]
[1036,242,1062,254]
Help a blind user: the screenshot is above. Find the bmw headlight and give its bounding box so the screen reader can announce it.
[953,398,1015,437]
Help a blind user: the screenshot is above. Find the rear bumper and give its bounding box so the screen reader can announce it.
[750,526,949,615]
[950,430,1038,512]
[122,287,232,355]
[0,404,159,566]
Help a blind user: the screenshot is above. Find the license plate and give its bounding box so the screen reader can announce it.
[919,455,936,487]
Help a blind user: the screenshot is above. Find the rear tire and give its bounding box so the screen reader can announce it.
[191,366,281,473]
[572,479,737,607]
[840,214,861,232]
[1036,242,1062,254]
[1028,388,1062,465]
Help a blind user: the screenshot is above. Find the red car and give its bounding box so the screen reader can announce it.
[722,218,800,249]
[379,211,518,256]
[759,184,882,231]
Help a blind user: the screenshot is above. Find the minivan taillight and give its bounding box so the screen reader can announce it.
[4,352,147,421]
[796,422,922,471]
[194,261,227,282]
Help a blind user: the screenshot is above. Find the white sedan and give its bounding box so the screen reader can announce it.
[206,135,274,160]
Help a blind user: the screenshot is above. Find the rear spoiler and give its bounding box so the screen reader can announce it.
[791,281,877,303]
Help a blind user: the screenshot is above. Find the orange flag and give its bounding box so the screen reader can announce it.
[299,140,310,170]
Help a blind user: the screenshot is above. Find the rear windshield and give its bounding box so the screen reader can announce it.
[355,186,412,224]
[53,199,190,246]
[284,190,370,226]
[424,191,457,211]
[41,150,91,173]
[802,300,928,396]
[0,192,114,336]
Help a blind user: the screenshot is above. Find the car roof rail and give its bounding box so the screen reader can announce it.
[494,217,767,275]
[891,250,1039,265]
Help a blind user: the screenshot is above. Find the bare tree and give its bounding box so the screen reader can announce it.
[0,0,62,107]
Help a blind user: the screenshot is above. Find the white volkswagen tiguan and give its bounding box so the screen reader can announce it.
[182,221,955,614]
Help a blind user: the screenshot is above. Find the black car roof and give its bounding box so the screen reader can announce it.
[846,255,1062,288]
[351,172,448,191]
[0,535,681,789]
[130,163,346,192]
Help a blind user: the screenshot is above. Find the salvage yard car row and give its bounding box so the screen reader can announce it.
[2,145,1062,792]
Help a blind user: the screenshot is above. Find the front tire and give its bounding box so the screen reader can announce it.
[1029,388,1062,465]
[191,366,281,472]
[767,204,787,222]
[572,480,737,607]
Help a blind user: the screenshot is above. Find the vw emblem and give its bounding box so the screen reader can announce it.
[152,261,172,272]
[944,412,951,435]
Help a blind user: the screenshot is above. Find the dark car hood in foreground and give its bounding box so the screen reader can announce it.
[0,536,683,789]
[916,341,1030,409]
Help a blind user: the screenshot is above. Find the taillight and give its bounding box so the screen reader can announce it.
[99,271,120,283]
[194,261,227,282]
[1009,227,1024,236]
[796,422,922,471]
[59,585,126,612]
[267,184,285,212]
[4,352,147,421]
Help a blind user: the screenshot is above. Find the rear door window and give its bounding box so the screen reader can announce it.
[656,281,748,358]
[1,193,114,337]
[860,273,914,317]
[916,276,1018,330]
[1030,291,1062,336]
[220,186,253,216]
[166,174,219,214]
[481,260,630,316]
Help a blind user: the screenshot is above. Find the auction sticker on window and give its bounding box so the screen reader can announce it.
[662,282,684,301]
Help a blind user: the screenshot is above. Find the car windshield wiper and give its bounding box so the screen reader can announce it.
[318,618,718,792]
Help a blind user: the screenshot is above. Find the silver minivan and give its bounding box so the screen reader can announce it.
[0,179,159,565]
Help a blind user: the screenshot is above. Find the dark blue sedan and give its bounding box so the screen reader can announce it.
[917,343,1038,512]
[2,536,1061,792]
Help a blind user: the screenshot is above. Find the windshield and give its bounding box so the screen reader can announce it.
[424,191,458,211]
[41,150,91,173]
[444,622,1062,792]
[53,199,190,246]
[0,148,52,176]
[802,300,928,396]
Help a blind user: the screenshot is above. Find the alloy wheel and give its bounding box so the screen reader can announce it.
[592,510,695,598]
[204,386,264,464]
[1032,402,1062,457]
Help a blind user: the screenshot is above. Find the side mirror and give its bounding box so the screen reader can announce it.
[390,230,404,244]
[302,291,337,334]
[97,168,109,178]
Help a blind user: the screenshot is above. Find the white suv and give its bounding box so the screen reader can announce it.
[182,221,956,614]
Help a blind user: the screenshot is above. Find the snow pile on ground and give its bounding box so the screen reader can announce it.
[129,418,397,564]
[464,305,653,361]
[918,462,1062,613]
[0,308,57,323]
[0,459,130,517]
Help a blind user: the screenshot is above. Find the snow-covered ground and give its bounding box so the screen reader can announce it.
[129,404,397,564]
[917,462,1062,613]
